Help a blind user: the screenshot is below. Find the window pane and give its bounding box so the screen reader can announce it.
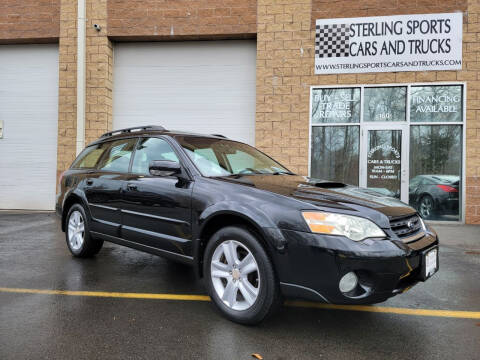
[71,143,108,169]
[311,126,359,185]
[410,85,462,123]
[409,125,462,220]
[364,87,406,122]
[311,88,360,124]
[131,137,179,175]
[367,130,402,199]
[97,139,136,173]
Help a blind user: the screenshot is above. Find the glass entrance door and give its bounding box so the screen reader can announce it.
[360,125,408,203]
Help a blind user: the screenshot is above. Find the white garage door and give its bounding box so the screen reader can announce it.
[113,40,256,145]
[0,44,59,210]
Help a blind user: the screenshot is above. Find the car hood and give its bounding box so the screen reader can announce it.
[214,174,416,219]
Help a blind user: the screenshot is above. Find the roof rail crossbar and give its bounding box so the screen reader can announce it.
[211,134,227,138]
[101,125,166,138]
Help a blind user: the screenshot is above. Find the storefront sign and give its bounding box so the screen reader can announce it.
[410,85,462,122]
[367,145,401,181]
[367,135,402,198]
[315,13,463,74]
[311,88,360,123]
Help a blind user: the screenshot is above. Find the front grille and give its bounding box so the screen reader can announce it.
[389,214,424,243]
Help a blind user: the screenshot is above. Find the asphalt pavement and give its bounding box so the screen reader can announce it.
[0,212,479,360]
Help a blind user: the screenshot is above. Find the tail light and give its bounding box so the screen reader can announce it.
[436,184,458,192]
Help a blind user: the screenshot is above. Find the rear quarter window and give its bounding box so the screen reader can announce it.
[96,138,137,173]
[71,144,107,169]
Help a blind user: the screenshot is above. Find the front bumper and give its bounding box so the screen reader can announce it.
[273,228,439,305]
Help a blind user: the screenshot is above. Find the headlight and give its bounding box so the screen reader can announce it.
[301,211,386,241]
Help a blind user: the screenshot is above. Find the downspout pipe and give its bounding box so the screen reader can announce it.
[76,0,86,155]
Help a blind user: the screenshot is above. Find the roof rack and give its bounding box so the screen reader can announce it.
[101,125,166,138]
[211,134,227,138]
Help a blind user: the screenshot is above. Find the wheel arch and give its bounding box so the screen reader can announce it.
[419,192,435,207]
[61,191,90,232]
[195,210,281,278]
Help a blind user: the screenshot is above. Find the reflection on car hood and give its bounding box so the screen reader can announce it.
[214,174,416,218]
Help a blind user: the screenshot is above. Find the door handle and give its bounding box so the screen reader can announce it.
[86,179,93,186]
[127,183,137,191]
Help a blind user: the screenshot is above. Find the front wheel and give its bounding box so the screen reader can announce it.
[204,226,280,325]
[65,203,103,257]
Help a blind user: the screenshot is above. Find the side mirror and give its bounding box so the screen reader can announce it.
[149,160,181,177]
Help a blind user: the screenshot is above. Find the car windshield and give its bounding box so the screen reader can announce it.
[176,136,291,177]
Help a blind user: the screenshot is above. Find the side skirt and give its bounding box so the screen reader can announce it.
[91,231,194,266]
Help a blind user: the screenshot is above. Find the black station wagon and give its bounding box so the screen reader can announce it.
[56,125,439,324]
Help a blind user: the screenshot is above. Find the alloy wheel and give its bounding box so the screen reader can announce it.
[68,210,85,251]
[210,240,260,311]
[420,197,433,218]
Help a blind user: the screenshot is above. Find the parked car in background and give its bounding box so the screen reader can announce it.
[56,125,439,324]
[409,175,460,219]
[367,187,398,198]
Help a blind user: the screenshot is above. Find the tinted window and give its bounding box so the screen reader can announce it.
[311,126,359,185]
[409,125,462,220]
[97,138,137,173]
[131,137,179,175]
[363,87,406,122]
[71,143,108,169]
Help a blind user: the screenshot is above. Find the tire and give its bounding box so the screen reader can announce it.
[203,225,281,325]
[419,194,435,219]
[65,203,103,258]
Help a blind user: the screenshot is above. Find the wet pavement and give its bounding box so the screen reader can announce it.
[0,212,479,360]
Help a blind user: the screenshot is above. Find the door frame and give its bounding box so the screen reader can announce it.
[359,123,409,203]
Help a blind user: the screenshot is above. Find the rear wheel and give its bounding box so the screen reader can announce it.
[204,226,280,325]
[65,203,103,257]
[419,195,435,219]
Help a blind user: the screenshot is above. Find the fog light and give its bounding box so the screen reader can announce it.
[339,272,358,293]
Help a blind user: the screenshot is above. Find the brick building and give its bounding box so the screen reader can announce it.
[0,0,478,224]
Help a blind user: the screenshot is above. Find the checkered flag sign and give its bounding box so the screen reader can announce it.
[315,23,350,58]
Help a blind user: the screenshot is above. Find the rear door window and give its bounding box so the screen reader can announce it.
[97,138,137,173]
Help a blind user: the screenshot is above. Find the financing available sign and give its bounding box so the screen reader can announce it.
[315,13,463,74]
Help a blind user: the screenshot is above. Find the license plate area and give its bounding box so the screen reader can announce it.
[421,246,438,280]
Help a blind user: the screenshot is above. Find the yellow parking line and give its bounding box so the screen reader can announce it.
[1,287,479,320]
[284,301,480,319]
[0,287,210,302]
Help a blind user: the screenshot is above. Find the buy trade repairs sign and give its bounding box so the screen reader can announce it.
[314,12,463,74]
